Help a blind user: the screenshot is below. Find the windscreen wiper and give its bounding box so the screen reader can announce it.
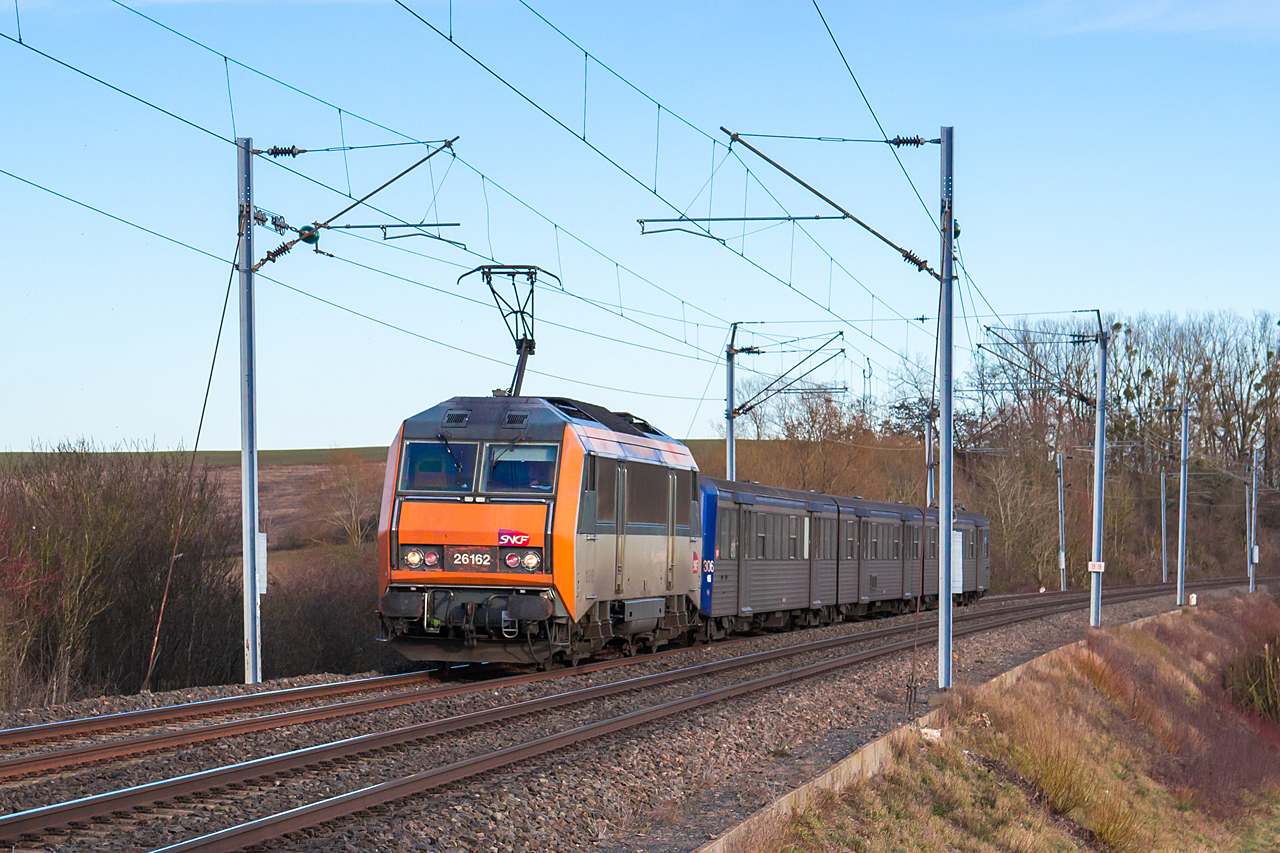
[490,434,528,469]
[437,432,463,473]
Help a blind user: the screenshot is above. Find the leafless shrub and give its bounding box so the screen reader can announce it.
[0,441,239,705]
[701,310,1279,595]
[305,449,383,547]
[260,544,400,678]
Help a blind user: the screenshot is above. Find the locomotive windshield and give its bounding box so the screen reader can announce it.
[400,439,479,493]
[483,443,558,493]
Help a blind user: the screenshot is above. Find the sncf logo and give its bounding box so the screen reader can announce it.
[499,529,532,546]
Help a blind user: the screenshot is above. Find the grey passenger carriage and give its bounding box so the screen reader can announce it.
[696,477,988,637]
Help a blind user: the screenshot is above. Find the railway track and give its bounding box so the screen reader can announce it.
[0,579,1171,783]
[0,670,447,750]
[0,576,1198,765]
[0,575,1252,849]
[0,577,1194,760]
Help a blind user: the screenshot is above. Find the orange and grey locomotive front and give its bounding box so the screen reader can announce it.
[376,396,703,666]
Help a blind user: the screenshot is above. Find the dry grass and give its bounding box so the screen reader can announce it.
[1224,641,1280,722]
[1088,790,1143,853]
[762,592,1280,853]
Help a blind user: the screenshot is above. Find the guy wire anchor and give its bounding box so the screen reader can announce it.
[457,265,561,397]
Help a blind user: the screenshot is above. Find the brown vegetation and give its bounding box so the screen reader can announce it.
[767,593,1280,853]
[693,311,1279,593]
[260,544,401,678]
[0,442,241,706]
[304,449,383,547]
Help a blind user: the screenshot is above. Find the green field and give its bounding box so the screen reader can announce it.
[0,447,391,467]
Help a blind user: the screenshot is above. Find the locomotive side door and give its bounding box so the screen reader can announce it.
[614,463,627,595]
[666,469,676,591]
[806,513,818,608]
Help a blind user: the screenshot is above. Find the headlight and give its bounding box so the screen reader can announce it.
[505,552,521,569]
[404,548,424,568]
[522,551,541,569]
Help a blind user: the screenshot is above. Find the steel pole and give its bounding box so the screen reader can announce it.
[237,138,263,685]
[926,415,935,507]
[1057,452,1066,591]
[1161,470,1168,583]
[726,324,737,481]
[938,126,954,690]
[1250,447,1258,592]
[1177,400,1189,606]
[1089,330,1108,628]
[1246,484,1253,589]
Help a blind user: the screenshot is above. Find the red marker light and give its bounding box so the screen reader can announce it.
[505,552,521,569]
[423,551,440,567]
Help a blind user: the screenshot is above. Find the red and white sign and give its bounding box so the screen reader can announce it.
[498,529,532,546]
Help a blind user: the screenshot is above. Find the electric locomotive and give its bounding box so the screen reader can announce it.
[376,395,704,666]
[376,395,989,666]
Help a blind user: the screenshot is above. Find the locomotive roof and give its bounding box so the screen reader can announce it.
[402,395,681,445]
[704,476,988,527]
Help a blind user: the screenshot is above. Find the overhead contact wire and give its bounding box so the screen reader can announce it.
[101,0,732,335]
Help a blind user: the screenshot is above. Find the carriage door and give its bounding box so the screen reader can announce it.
[666,469,677,591]
[614,463,627,594]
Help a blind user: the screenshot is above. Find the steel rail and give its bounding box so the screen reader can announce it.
[1,578,1249,843]
[0,579,1177,750]
[0,671,440,749]
[0,590,1080,782]
[0,577,1240,783]
[149,582,1234,853]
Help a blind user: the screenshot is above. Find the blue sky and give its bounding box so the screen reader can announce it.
[2,0,1276,451]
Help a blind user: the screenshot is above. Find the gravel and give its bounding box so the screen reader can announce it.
[1,583,1263,852]
[0,672,385,732]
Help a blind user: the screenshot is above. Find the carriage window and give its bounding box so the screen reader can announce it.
[400,440,479,493]
[756,513,767,559]
[892,525,902,561]
[717,506,740,561]
[983,530,990,557]
[727,508,738,559]
[717,508,729,560]
[844,520,856,560]
[788,516,798,560]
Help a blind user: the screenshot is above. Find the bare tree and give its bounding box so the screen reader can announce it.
[308,450,384,548]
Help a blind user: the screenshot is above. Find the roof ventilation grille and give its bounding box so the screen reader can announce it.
[443,410,470,427]
[503,411,530,428]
